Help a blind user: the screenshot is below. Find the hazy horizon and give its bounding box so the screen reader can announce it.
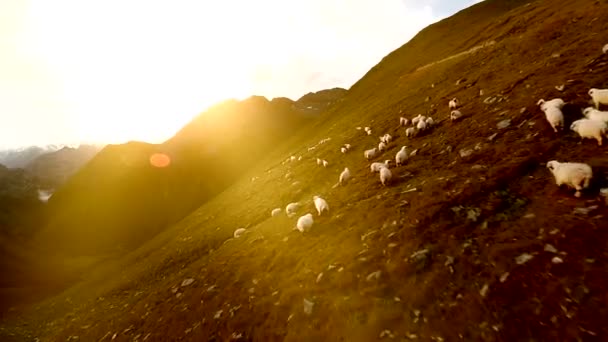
[1,0,481,150]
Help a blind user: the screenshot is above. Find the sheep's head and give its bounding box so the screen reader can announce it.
[589,89,597,96]
[570,120,581,131]
[582,107,594,116]
[536,99,545,106]
[313,195,319,200]
[546,160,559,172]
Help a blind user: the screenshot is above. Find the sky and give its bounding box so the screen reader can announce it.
[0,0,481,149]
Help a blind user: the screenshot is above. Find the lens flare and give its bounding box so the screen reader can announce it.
[149,153,171,168]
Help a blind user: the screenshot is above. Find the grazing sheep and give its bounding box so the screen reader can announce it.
[316,158,322,165]
[450,110,463,121]
[395,146,408,166]
[286,202,300,217]
[412,114,425,125]
[383,134,392,144]
[546,160,592,197]
[417,119,427,131]
[537,98,565,111]
[296,213,314,233]
[425,117,434,127]
[604,44,608,54]
[449,98,460,110]
[405,127,416,137]
[583,107,608,123]
[364,148,378,160]
[234,228,246,238]
[379,141,387,152]
[313,196,329,216]
[339,167,351,185]
[366,130,373,136]
[589,88,608,109]
[370,160,391,172]
[379,166,392,186]
[341,147,348,153]
[290,156,297,162]
[344,144,351,149]
[570,119,607,146]
[537,99,565,133]
[298,156,302,161]
[271,208,282,217]
[322,160,329,167]
[400,117,409,126]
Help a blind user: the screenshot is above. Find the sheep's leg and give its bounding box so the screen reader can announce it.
[597,135,603,146]
[583,176,591,189]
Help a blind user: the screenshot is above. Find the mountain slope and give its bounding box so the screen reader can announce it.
[4,0,608,340]
[33,92,345,256]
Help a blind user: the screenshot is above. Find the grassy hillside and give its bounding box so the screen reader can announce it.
[3,0,608,340]
[33,92,344,256]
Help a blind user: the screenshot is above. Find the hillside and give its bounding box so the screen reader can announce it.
[25,144,101,189]
[0,146,56,169]
[3,0,608,340]
[32,91,345,256]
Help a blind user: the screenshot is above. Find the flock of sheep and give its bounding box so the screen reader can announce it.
[540,87,608,197]
[231,47,608,237]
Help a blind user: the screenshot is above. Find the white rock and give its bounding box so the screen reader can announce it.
[515,253,534,265]
[181,278,195,287]
[552,256,564,264]
[303,298,314,315]
[233,228,246,238]
[544,244,558,253]
[366,270,382,281]
[479,284,489,297]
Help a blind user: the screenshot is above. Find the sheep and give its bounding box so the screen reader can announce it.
[286,202,300,217]
[450,110,463,121]
[395,146,408,166]
[370,160,391,172]
[383,134,392,144]
[298,156,302,161]
[367,129,373,136]
[412,114,425,125]
[341,147,347,153]
[449,98,460,110]
[290,156,297,162]
[425,117,434,127]
[400,117,408,126]
[379,166,392,186]
[570,119,607,146]
[234,228,247,238]
[322,160,329,167]
[364,148,378,160]
[583,107,608,123]
[546,160,592,197]
[416,119,427,131]
[588,88,608,109]
[537,100,565,133]
[313,196,329,216]
[405,127,416,137]
[316,158,322,165]
[339,167,351,185]
[295,213,314,233]
[603,44,608,54]
[378,141,387,152]
[271,208,282,217]
[344,144,351,149]
[537,98,565,111]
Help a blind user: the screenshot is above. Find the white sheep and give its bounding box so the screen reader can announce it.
[449,98,460,110]
[341,147,347,153]
[395,146,408,166]
[339,167,351,185]
[400,117,409,126]
[383,134,392,144]
[271,208,282,217]
[541,102,564,133]
[285,202,300,217]
[378,141,387,152]
[412,114,425,125]
[603,44,608,54]
[313,196,329,216]
[322,160,329,167]
[295,213,314,233]
[379,166,392,186]
[589,88,608,109]
[417,119,427,131]
[370,160,391,172]
[364,148,378,160]
[316,158,322,165]
[546,160,592,197]
[290,156,297,162]
[234,228,247,238]
[570,119,607,146]
[425,117,434,127]
[366,129,373,136]
[450,110,463,121]
[405,127,416,137]
[537,98,565,111]
[344,144,351,149]
[583,107,608,123]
